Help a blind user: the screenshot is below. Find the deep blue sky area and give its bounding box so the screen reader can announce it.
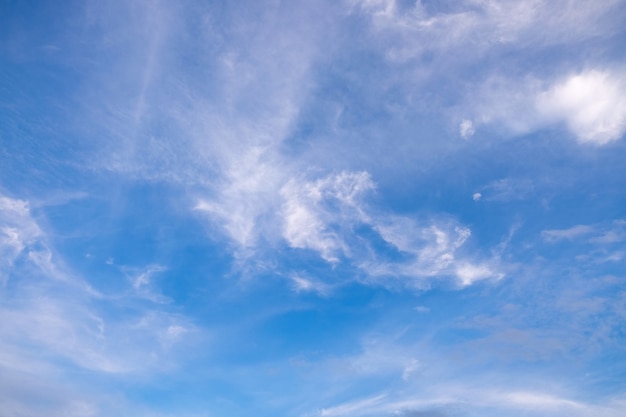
[1,1,626,416]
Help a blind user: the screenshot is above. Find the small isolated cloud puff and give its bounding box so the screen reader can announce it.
[459,119,475,139]
[537,70,626,144]
[472,192,482,201]
[455,263,500,287]
[414,305,430,313]
[402,358,420,381]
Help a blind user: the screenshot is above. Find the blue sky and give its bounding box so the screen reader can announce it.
[1,0,626,416]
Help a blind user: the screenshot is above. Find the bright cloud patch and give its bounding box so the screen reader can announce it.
[456,263,499,287]
[471,69,626,144]
[281,171,374,262]
[537,70,626,144]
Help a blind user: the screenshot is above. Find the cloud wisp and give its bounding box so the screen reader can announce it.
[0,194,196,416]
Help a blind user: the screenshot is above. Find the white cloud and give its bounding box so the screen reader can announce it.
[82,0,323,188]
[591,227,626,244]
[194,148,285,254]
[0,196,45,283]
[364,218,500,286]
[479,178,534,202]
[299,318,626,416]
[198,165,498,289]
[58,0,512,293]
[459,119,475,139]
[0,374,101,417]
[197,169,376,265]
[280,175,502,287]
[280,171,375,262]
[401,358,420,381]
[353,0,624,63]
[374,218,469,260]
[468,69,626,144]
[281,192,341,263]
[414,306,430,313]
[0,193,196,386]
[288,274,332,296]
[319,394,388,417]
[499,390,583,409]
[455,263,500,287]
[130,264,167,290]
[311,384,626,417]
[537,70,626,144]
[542,224,595,242]
[472,192,482,201]
[123,264,171,304]
[542,220,626,246]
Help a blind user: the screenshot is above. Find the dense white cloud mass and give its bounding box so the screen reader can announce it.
[2,0,626,416]
[536,70,626,144]
[467,69,626,143]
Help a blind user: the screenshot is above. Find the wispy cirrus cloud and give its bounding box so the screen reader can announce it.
[349,0,626,145]
[0,197,40,280]
[475,178,535,202]
[542,220,626,244]
[542,224,596,242]
[0,193,197,415]
[353,0,624,54]
[199,168,500,289]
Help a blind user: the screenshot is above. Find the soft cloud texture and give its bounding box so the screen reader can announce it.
[0,194,195,415]
[2,0,626,416]
[537,70,626,144]
[542,225,595,242]
[281,171,374,263]
[0,196,47,282]
[459,119,475,139]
